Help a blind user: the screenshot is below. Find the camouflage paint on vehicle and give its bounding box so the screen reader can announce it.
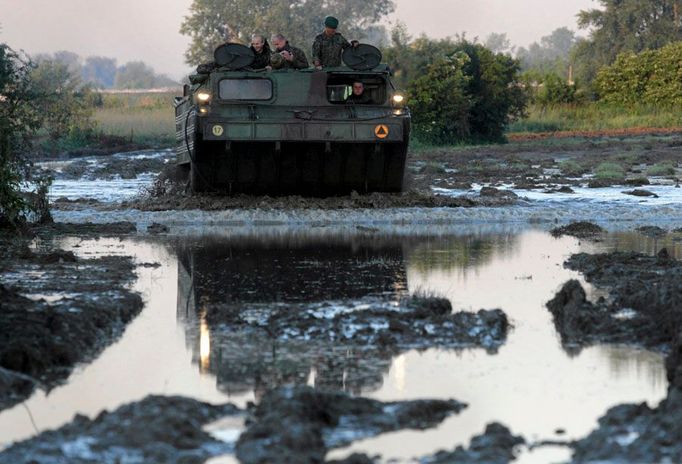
[174,44,410,195]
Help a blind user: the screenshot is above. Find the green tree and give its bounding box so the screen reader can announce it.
[408,52,473,144]
[484,33,513,55]
[180,0,395,65]
[517,27,577,76]
[383,27,461,89]
[536,73,577,105]
[595,42,682,105]
[0,45,50,228]
[114,61,178,89]
[406,40,527,144]
[574,0,682,92]
[30,59,94,140]
[82,56,117,88]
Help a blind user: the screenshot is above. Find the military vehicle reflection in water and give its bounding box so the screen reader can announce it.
[176,235,410,397]
[175,233,518,400]
[174,43,410,194]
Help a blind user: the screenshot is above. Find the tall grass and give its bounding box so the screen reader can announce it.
[93,92,176,145]
[508,103,682,134]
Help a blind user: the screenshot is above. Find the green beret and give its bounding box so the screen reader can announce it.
[324,16,339,29]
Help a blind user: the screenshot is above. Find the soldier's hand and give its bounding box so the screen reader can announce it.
[351,40,360,48]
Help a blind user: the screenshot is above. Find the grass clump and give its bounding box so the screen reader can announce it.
[647,162,676,176]
[418,162,447,175]
[559,159,588,177]
[594,162,627,180]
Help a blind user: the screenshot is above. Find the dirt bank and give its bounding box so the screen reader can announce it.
[236,386,466,464]
[546,248,682,462]
[0,233,143,410]
[548,249,682,351]
[550,221,605,240]
[0,396,241,464]
[54,155,170,181]
[127,186,519,212]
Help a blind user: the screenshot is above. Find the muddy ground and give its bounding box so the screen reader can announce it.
[0,384,524,464]
[409,135,682,191]
[0,228,142,409]
[546,243,682,462]
[5,134,682,463]
[0,395,241,464]
[44,134,682,213]
[203,298,507,398]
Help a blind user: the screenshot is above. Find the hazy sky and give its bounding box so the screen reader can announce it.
[0,0,596,79]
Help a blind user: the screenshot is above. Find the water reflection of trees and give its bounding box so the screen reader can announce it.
[600,232,682,259]
[406,234,520,275]
[601,346,668,393]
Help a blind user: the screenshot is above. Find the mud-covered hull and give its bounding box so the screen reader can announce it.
[180,139,408,195]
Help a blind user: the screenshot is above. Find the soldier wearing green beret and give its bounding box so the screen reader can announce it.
[312,16,359,69]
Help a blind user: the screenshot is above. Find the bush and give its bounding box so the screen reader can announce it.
[407,40,527,144]
[0,44,52,228]
[559,159,588,177]
[30,59,95,140]
[537,73,577,105]
[647,162,676,177]
[407,52,473,144]
[594,162,626,180]
[596,42,682,106]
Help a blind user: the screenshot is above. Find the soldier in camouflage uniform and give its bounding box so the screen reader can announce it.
[270,34,309,70]
[312,16,359,69]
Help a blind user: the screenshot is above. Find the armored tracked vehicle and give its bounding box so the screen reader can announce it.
[174,43,410,195]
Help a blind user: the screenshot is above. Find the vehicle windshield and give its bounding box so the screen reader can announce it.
[326,75,387,104]
[219,78,272,100]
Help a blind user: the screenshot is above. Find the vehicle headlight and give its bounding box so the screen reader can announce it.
[392,94,405,105]
[196,91,211,103]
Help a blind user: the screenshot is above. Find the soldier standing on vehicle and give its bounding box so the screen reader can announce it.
[270,34,309,70]
[250,34,272,70]
[312,16,359,69]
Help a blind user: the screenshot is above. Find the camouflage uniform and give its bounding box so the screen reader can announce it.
[312,32,351,68]
[345,92,371,104]
[272,42,309,70]
[250,41,272,69]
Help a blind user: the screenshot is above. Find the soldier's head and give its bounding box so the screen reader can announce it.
[352,81,364,96]
[271,34,287,51]
[251,34,266,53]
[324,16,338,36]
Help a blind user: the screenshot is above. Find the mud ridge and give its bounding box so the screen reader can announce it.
[203,296,509,394]
[128,188,519,212]
[422,422,525,464]
[549,221,605,240]
[0,396,240,464]
[236,386,466,464]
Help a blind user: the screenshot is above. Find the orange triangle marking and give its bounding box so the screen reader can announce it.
[375,125,389,138]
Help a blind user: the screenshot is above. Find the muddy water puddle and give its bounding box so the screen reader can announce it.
[0,228,674,463]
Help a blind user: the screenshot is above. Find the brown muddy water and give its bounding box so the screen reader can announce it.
[0,228,675,463]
